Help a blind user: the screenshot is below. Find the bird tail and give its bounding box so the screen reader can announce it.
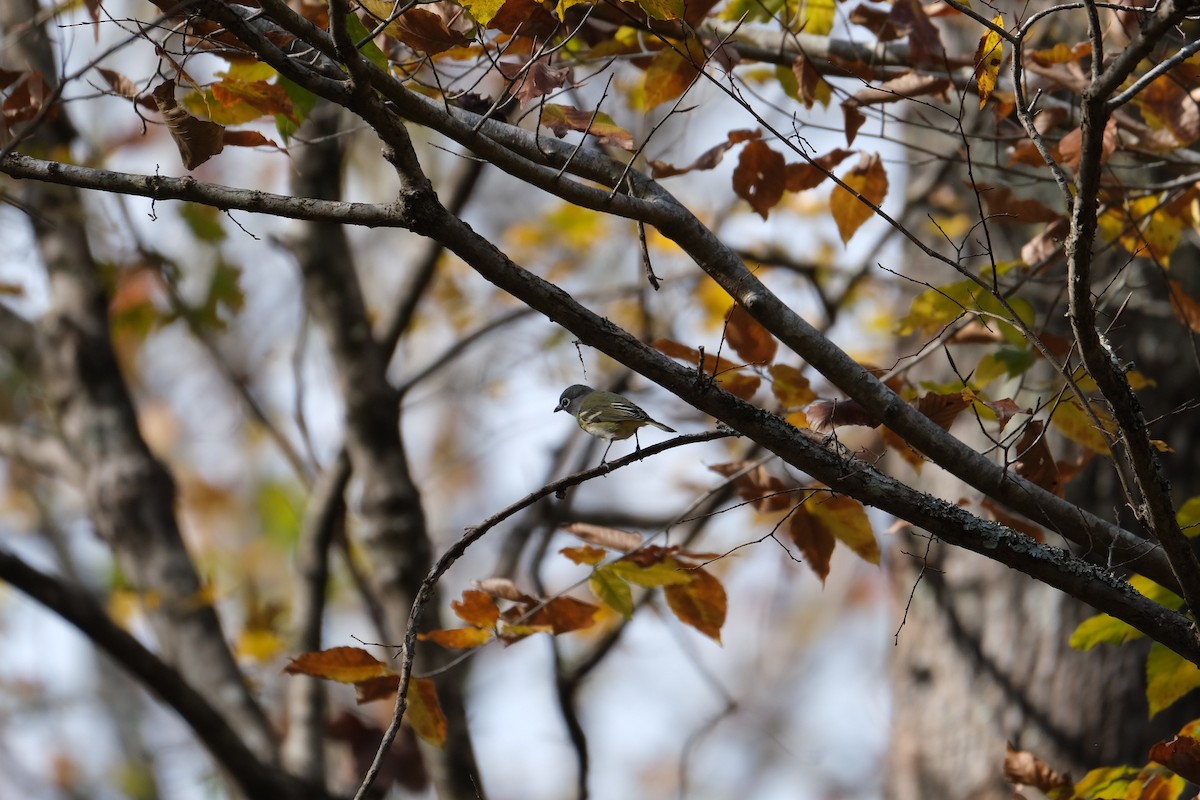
[649,420,676,433]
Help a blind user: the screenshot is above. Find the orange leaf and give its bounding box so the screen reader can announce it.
[831,152,888,243]
[640,47,699,109]
[560,545,608,565]
[1028,41,1091,66]
[788,506,835,582]
[664,566,726,642]
[408,677,448,747]
[651,338,761,399]
[211,78,295,120]
[1168,279,1200,333]
[452,589,500,628]
[539,104,634,150]
[807,493,880,564]
[284,646,391,683]
[725,304,777,364]
[1013,420,1061,495]
[769,363,817,408]
[417,627,495,649]
[733,139,787,219]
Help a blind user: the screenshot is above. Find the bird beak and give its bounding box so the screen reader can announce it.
[553,404,563,413]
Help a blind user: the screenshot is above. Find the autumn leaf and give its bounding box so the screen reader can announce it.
[1003,743,1072,794]
[790,54,831,109]
[788,505,835,582]
[151,80,225,169]
[664,565,727,642]
[974,15,1004,109]
[1028,41,1091,66]
[1147,641,1200,717]
[610,555,694,587]
[784,148,853,192]
[1150,735,1200,784]
[354,674,401,704]
[709,461,797,512]
[652,338,762,399]
[452,589,500,628]
[807,492,880,564]
[473,577,536,602]
[831,152,888,243]
[725,303,777,364]
[1050,399,1117,455]
[590,564,634,618]
[284,646,391,683]
[915,391,970,431]
[639,47,699,109]
[561,545,608,565]
[637,0,687,21]
[650,137,737,178]
[769,364,816,408]
[1168,279,1200,333]
[408,677,449,747]
[733,139,787,219]
[1013,420,1061,496]
[417,627,495,648]
[562,522,644,552]
[539,104,634,150]
[807,399,880,431]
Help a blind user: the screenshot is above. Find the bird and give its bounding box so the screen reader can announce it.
[555,384,676,464]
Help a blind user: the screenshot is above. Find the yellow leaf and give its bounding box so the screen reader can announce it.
[408,677,449,747]
[611,555,694,587]
[237,628,285,663]
[769,363,817,408]
[831,152,888,243]
[1049,399,1117,455]
[284,646,391,683]
[417,627,495,649]
[975,15,1004,109]
[637,48,699,110]
[808,493,880,564]
[1148,642,1200,718]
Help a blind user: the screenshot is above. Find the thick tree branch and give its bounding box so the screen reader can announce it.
[1064,0,1200,620]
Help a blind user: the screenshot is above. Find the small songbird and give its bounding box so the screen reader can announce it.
[555,384,676,463]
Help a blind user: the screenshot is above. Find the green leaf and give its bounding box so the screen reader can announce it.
[1071,766,1139,799]
[590,565,633,618]
[344,12,388,70]
[277,76,317,143]
[179,203,227,243]
[1069,613,1143,649]
[636,0,686,20]
[1177,496,1200,537]
[610,557,694,587]
[1147,641,1200,717]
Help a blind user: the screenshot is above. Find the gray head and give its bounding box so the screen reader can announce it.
[555,384,594,415]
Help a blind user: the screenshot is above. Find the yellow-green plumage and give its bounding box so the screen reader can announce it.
[555,384,676,463]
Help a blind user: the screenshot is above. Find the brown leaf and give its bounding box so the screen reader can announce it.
[560,545,608,565]
[652,337,761,399]
[784,148,854,192]
[889,0,945,66]
[487,0,561,35]
[650,138,737,178]
[849,3,902,39]
[1021,217,1069,268]
[538,103,633,149]
[725,304,777,364]
[1003,743,1071,793]
[1057,117,1119,170]
[709,461,797,512]
[151,80,225,169]
[978,184,1061,224]
[354,674,402,703]
[452,589,501,628]
[3,71,51,125]
[733,139,787,219]
[881,425,924,469]
[984,397,1027,431]
[390,7,472,54]
[1136,73,1200,146]
[472,577,536,603]
[525,595,599,634]
[222,130,283,151]
[1168,279,1200,333]
[981,498,1044,542]
[831,151,888,243]
[849,72,951,107]
[498,58,570,108]
[915,391,970,431]
[1150,735,1200,784]
[842,101,867,146]
[562,522,645,552]
[791,54,830,109]
[1029,42,1091,66]
[408,677,449,747]
[327,711,428,792]
[807,398,880,431]
[284,646,391,683]
[1013,420,1061,496]
[788,505,835,582]
[663,565,726,642]
[97,68,140,99]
